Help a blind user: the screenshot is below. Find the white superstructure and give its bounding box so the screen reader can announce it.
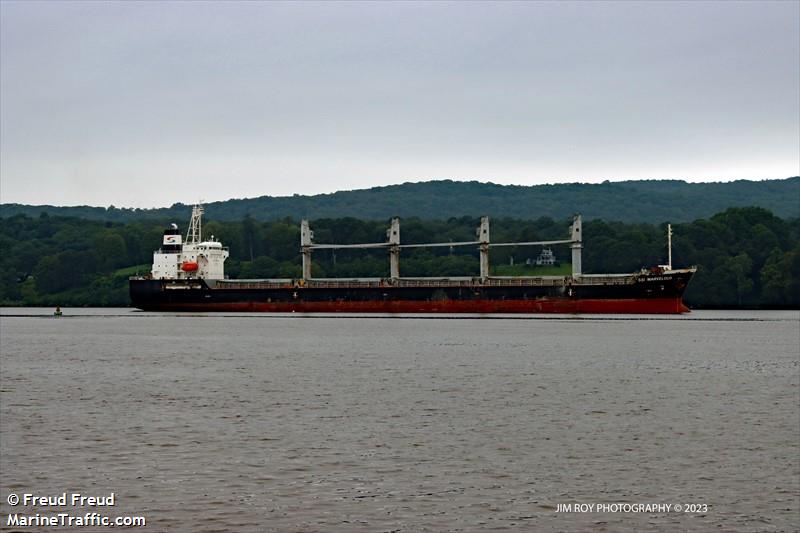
[151,205,229,280]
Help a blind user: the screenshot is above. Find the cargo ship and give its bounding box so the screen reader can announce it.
[129,206,696,313]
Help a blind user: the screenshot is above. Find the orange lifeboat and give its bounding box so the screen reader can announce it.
[181,261,199,272]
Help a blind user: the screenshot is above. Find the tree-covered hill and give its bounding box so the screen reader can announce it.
[1,177,798,224]
[1,207,798,308]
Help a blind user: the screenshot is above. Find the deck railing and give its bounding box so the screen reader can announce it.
[213,276,580,290]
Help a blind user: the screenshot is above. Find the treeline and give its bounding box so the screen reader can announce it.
[0,207,798,308]
[1,177,798,223]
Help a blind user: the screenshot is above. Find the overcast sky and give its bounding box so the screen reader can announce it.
[1,1,798,208]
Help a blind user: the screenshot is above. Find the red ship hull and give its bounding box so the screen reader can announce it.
[137,297,690,314]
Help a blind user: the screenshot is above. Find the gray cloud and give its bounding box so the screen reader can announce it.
[1,0,798,207]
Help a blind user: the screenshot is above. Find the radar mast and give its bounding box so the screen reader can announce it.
[186,205,203,244]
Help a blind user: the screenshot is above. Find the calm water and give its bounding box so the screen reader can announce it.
[1,309,798,532]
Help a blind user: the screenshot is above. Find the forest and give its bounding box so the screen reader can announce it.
[1,177,798,224]
[1,206,797,308]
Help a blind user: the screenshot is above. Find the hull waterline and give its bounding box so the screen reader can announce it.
[132,297,690,314]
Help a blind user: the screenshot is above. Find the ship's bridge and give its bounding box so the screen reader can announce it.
[150,206,229,280]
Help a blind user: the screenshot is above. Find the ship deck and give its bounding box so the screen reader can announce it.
[209,274,640,290]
